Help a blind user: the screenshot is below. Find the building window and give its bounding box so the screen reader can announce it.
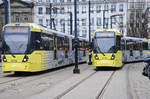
[38,7,43,14]
[105,18,109,25]
[82,0,86,2]
[104,18,109,28]
[90,18,94,26]
[77,19,79,26]
[77,6,79,13]
[82,19,86,26]
[90,6,94,13]
[46,0,50,2]
[67,6,72,13]
[97,17,101,26]
[60,0,64,2]
[119,4,124,12]
[46,7,50,14]
[119,16,123,24]
[112,17,116,24]
[82,30,87,38]
[82,6,86,13]
[111,4,116,13]
[67,19,70,26]
[96,5,101,13]
[67,0,71,2]
[39,19,43,25]
[60,19,65,26]
[16,16,20,22]
[53,0,57,3]
[46,19,50,26]
[60,7,65,14]
[38,0,42,2]
[24,15,28,21]
[104,5,109,12]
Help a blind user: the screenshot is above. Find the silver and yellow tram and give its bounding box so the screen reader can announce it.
[91,29,123,68]
[91,29,149,68]
[1,23,88,73]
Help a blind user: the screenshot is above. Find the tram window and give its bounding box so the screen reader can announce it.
[121,39,125,50]
[57,37,64,50]
[139,43,143,56]
[64,37,69,58]
[148,43,150,50]
[129,44,133,56]
[143,42,148,50]
[31,32,41,51]
[116,36,121,50]
[41,33,54,50]
[64,37,69,49]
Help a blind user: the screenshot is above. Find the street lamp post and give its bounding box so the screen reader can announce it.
[73,0,80,74]
[88,0,92,65]
[69,12,73,35]
[49,3,52,29]
[4,0,9,24]
[103,10,105,29]
[111,16,112,28]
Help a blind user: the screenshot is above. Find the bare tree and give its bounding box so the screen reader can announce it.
[127,2,150,38]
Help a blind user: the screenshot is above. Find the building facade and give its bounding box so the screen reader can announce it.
[34,0,128,39]
[1,0,149,39]
[0,0,34,40]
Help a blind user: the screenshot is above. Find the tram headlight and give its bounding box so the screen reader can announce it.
[111,54,115,60]
[3,56,7,62]
[95,55,99,60]
[22,55,29,62]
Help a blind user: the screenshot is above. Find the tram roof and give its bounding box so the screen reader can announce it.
[93,29,122,36]
[3,23,72,38]
[122,37,148,42]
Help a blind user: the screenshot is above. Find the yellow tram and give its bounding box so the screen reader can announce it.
[91,29,123,68]
[1,23,88,73]
[91,29,149,68]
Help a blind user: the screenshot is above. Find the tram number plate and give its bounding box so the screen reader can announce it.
[11,59,17,62]
[102,57,107,59]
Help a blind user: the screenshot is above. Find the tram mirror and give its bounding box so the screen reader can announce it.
[35,40,40,44]
[114,46,119,53]
[0,45,2,52]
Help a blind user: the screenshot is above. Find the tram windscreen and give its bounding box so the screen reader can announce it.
[3,26,29,54]
[94,31,115,53]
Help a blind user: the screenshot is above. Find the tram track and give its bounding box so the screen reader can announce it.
[54,69,116,99]
[0,64,90,95]
[55,71,97,99]
[95,70,116,99]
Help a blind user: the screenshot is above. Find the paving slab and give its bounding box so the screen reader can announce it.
[28,66,96,99]
[61,71,113,99]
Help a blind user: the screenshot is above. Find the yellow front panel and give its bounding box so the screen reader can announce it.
[92,51,122,67]
[2,51,44,72]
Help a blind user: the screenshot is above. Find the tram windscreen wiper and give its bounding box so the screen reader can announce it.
[5,44,16,58]
[95,39,105,56]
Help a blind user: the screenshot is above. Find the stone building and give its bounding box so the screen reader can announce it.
[34,0,127,39]
[0,0,34,40]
